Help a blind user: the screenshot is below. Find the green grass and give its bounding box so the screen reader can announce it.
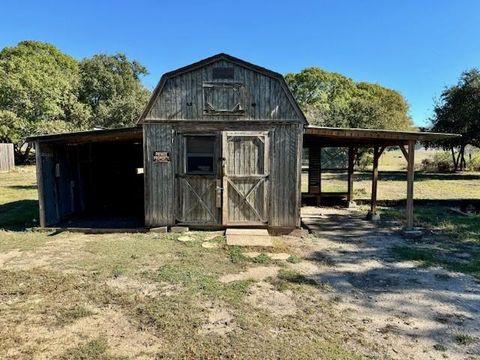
[381,206,480,243]
[56,305,95,325]
[453,332,477,346]
[61,337,127,360]
[0,166,39,229]
[385,205,480,279]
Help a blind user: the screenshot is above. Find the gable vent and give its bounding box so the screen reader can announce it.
[212,67,234,80]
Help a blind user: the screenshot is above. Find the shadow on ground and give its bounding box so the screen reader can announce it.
[298,207,480,357]
[0,200,39,230]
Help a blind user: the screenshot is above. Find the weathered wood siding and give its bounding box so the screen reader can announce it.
[36,142,57,226]
[176,134,221,225]
[0,143,15,172]
[223,132,268,225]
[269,124,303,228]
[144,123,175,226]
[145,59,302,122]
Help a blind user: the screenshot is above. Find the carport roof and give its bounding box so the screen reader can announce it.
[27,126,143,144]
[305,126,459,146]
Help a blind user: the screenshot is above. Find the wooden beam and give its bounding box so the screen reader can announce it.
[378,146,387,158]
[35,141,46,227]
[399,145,409,161]
[370,146,380,214]
[406,140,415,229]
[347,146,355,203]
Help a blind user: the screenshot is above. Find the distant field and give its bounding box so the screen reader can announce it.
[301,149,480,200]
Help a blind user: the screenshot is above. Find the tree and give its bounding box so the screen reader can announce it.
[78,54,150,128]
[428,69,480,171]
[0,41,152,164]
[285,67,413,130]
[0,41,90,163]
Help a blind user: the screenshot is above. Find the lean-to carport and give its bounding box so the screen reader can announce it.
[303,126,459,229]
[28,127,144,228]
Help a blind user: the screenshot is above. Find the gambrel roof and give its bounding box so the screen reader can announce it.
[137,53,307,124]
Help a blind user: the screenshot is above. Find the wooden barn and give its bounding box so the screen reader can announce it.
[28,53,456,232]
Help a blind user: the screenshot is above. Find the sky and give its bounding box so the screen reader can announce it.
[1,0,479,126]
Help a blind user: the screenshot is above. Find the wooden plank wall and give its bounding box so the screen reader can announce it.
[144,123,175,226]
[146,60,301,122]
[269,123,303,228]
[145,122,303,229]
[308,147,321,194]
[36,143,59,226]
[0,143,15,172]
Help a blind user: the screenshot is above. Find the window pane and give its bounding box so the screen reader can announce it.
[186,136,215,174]
[186,136,215,154]
[187,156,214,173]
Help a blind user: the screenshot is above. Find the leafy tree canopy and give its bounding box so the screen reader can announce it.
[0,41,150,163]
[285,67,413,130]
[428,68,480,170]
[79,54,150,128]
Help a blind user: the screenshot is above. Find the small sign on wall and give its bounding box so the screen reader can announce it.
[153,151,170,163]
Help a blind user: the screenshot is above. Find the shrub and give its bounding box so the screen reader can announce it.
[421,151,452,172]
[469,152,480,171]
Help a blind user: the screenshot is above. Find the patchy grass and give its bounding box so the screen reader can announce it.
[251,252,272,264]
[60,337,126,360]
[453,332,477,346]
[56,305,95,325]
[381,206,480,243]
[383,205,480,279]
[287,255,302,264]
[3,152,480,359]
[0,199,365,360]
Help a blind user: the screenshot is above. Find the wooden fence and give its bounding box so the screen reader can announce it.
[0,143,15,172]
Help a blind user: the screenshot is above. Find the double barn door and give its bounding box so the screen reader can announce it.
[176,131,269,226]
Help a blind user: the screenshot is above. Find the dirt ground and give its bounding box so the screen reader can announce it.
[300,206,480,359]
[1,208,479,359]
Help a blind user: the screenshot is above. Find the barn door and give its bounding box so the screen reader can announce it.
[176,134,221,225]
[222,131,269,225]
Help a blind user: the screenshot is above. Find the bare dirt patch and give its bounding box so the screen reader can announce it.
[106,276,182,297]
[246,281,297,316]
[4,307,161,359]
[0,249,22,266]
[219,265,279,283]
[198,301,236,336]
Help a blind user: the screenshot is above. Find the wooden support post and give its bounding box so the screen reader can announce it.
[406,140,415,229]
[347,146,354,204]
[35,141,46,227]
[370,146,379,214]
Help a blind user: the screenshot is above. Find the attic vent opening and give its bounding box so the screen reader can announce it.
[212,67,234,80]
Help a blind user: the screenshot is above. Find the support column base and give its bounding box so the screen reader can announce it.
[366,211,381,221]
[401,227,424,239]
[346,201,357,208]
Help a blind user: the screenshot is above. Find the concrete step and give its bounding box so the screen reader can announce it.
[226,228,273,247]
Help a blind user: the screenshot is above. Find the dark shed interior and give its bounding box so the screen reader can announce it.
[32,128,144,228]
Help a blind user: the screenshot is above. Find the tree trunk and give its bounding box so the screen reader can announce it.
[451,147,458,172]
[459,145,466,171]
[14,143,32,165]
